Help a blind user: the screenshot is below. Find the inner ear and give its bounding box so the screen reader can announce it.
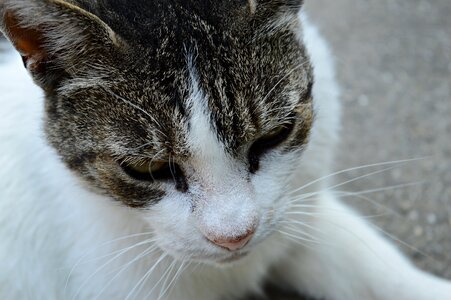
[3,11,47,71]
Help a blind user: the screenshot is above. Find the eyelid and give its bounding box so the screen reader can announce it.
[260,119,296,146]
[118,159,188,192]
[120,158,169,179]
[248,117,296,173]
[301,81,314,100]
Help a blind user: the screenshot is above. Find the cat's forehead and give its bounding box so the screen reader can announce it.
[109,51,311,157]
[67,0,313,156]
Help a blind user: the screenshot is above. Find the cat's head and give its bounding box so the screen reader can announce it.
[0,0,313,264]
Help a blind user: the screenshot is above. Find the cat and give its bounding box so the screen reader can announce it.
[0,0,450,299]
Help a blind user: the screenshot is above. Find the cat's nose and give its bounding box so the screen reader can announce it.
[208,229,255,251]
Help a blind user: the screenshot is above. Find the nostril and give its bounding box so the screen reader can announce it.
[208,228,255,251]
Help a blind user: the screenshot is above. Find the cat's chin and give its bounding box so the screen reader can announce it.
[215,251,250,265]
[194,251,252,268]
[169,250,251,267]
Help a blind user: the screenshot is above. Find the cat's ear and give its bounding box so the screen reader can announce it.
[0,0,123,91]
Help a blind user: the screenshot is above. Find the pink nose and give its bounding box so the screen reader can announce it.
[209,229,255,251]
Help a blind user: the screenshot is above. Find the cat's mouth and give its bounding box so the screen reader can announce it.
[180,250,250,265]
[217,251,250,264]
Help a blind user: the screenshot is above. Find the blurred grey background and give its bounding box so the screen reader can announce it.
[305,0,451,281]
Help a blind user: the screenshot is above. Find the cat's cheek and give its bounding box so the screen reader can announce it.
[252,153,297,189]
[251,152,301,224]
[141,192,203,257]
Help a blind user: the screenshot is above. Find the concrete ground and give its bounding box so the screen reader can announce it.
[304,0,451,279]
[1,0,450,299]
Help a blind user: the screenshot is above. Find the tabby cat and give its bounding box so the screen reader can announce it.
[0,0,450,299]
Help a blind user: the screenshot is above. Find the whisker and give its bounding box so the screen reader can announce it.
[148,149,166,181]
[288,215,422,271]
[286,181,424,218]
[332,191,401,217]
[277,229,321,245]
[286,204,319,209]
[368,222,432,259]
[124,253,168,300]
[168,262,191,297]
[65,231,155,290]
[285,210,328,216]
[277,231,319,251]
[158,261,187,300]
[279,219,322,235]
[261,62,309,104]
[288,165,397,200]
[157,261,177,300]
[168,154,177,185]
[93,244,159,300]
[326,166,397,191]
[142,259,176,300]
[282,224,323,243]
[336,181,425,198]
[129,141,160,151]
[285,207,389,220]
[285,165,405,211]
[293,181,424,205]
[72,238,155,300]
[287,157,427,197]
[80,238,159,266]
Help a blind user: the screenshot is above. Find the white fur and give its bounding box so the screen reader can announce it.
[0,11,450,300]
[185,64,258,241]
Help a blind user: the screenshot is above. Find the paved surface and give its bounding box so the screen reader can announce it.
[1,0,450,299]
[305,0,451,280]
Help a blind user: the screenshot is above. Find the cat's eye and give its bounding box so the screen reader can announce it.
[122,160,170,180]
[248,121,295,174]
[120,160,188,192]
[126,161,167,174]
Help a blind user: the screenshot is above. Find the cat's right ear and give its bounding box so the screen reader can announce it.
[0,0,124,91]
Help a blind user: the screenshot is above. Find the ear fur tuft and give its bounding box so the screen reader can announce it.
[3,10,47,70]
[0,0,123,90]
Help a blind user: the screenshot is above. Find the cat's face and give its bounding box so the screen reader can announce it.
[1,0,312,264]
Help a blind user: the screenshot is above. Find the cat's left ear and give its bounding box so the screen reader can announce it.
[0,0,124,91]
